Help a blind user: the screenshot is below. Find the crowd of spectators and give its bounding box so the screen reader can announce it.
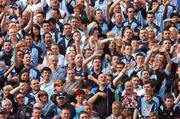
[0,0,179,119]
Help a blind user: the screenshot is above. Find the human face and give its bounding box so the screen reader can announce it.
[163,30,170,40]
[51,10,59,19]
[63,25,72,36]
[114,5,121,13]
[33,27,40,36]
[76,94,84,103]
[50,0,58,8]
[3,42,11,53]
[32,109,41,119]
[111,56,119,65]
[2,88,10,99]
[131,40,139,50]
[98,74,106,85]
[60,109,70,119]
[112,104,121,117]
[146,27,155,38]
[127,8,135,19]
[46,50,53,59]
[20,72,29,81]
[144,93,152,102]
[141,71,150,81]
[147,14,154,23]
[116,64,124,72]
[156,54,164,64]
[2,101,12,112]
[39,93,48,103]
[67,52,75,64]
[125,82,133,94]
[56,97,65,106]
[124,45,132,56]
[178,81,180,91]
[16,94,25,106]
[136,55,144,64]
[93,59,101,69]
[31,80,40,91]
[19,82,29,94]
[139,29,148,40]
[70,18,79,29]
[109,41,115,50]
[124,29,133,40]
[115,13,122,23]
[75,54,83,65]
[84,105,92,115]
[162,40,171,51]
[23,54,31,65]
[143,83,153,93]
[43,23,50,33]
[44,33,52,47]
[95,10,103,20]
[67,70,75,81]
[131,77,139,89]
[36,13,44,24]
[84,49,93,58]
[8,28,17,39]
[79,113,89,119]
[49,59,58,68]
[22,10,30,22]
[165,98,174,109]
[25,36,33,48]
[42,70,51,80]
[51,45,59,55]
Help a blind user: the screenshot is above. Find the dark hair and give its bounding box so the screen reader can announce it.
[78,111,88,118]
[63,23,71,31]
[41,67,52,74]
[19,68,29,82]
[38,90,48,98]
[25,33,32,38]
[164,93,174,101]
[31,24,41,41]
[36,11,45,18]
[147,11,155,17]
[143,80,154,88]
[48,18,57,24]
[43,32,52,39]
[173,79,180,98]
[43,20,50,25]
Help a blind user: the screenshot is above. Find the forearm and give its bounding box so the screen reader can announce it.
[10,86,20,95]
[88,93,98,104]
[3,65,14,78]
[113,69,126,87]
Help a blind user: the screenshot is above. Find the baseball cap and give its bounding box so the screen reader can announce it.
[56,91,67,99]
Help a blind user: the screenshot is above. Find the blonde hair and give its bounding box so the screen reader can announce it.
[3,85,13,92]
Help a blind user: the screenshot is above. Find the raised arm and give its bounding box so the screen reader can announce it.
[82,50,103,73]
[3,64,15,78]
[144,45,158,70]
[109,0,120,16]
[23,10,33,33]
[164,50,172,73]
[85,0,91,21]
[106,0,112,24]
